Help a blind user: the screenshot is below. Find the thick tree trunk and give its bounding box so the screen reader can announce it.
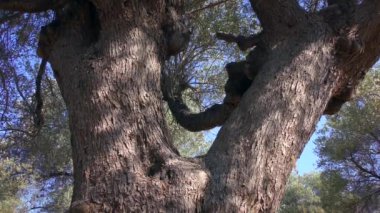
[33,0,380,212]
[204,19,336,212]
[47,1,208,212]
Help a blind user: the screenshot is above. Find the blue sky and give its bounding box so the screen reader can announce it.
[297,116,327,175]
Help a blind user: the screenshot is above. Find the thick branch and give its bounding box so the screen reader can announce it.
[331,1,380,95]
[216,32,260,51]
[0,0,69,12]
[166,98,235,132]
[249,0,305,30]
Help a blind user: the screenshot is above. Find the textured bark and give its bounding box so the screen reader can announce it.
[205,20,336,212]
[2,0,380,212]
[47,1,208,212]
[167,99,235,132]
[202,1,380,212]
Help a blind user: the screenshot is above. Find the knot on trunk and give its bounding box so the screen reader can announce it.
[37,0,100,60]
[163,7,191,58]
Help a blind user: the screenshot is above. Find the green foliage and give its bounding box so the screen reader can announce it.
[280,172,325,213]
[166,0,260,109]
[280,70,380,213]
[47,185,73,212]
[318,171,360,212]
[0,62,72,211]
[164,0,260,157]
[315,69,380,211]
[0,159,27,213]
[280,171,360,213]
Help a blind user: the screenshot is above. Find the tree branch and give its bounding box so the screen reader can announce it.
[350,155,380,180]
[216,32,260,51]
[162,57,237,132]
[0,128,34,137]
[188,0,229,15]
[0,0,69,13]
[0,69,9,122]
[34,59,47,129]
[11,66,34,113]
[166,98,235,132]
[249,0,305,30]
[42,171,73,179]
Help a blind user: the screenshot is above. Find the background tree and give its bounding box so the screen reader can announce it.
[280,71,380,213]
[0,159,28,213]
[316,69,380,212]
[279,172,324,213]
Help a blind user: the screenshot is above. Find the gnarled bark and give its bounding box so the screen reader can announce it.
[45,1,208,211]
[1,0,380,212]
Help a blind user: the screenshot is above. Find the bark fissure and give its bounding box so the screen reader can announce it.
[2,0,380,212]
[43,1,209,211]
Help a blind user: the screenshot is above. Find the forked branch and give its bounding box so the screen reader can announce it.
[162,69,236,132]
[249,0,305,30]
[216,32,260,51]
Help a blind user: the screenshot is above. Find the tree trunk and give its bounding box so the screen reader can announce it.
[34,0,380,212]
[48,1,208,212]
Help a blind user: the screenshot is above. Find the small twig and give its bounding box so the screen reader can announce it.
[188,0,230,15]
[34,59,47,130]
[0,70,9,122]
[11,66,34,113]
[30,205,53,211]
[0,12,21,24]
[0,128,34,137]
[42,171,73,179]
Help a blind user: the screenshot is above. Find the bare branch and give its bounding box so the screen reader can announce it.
[188,0,229,15]
[0,0,69,13]
[0,69,9,122]
[11,67,34,113]
[42,171,73,179]
[0,128,34,137]
[166,98,235,132]
[216,32,260,51]
[162,62,236,131]
[34,59,47,129]
[249,0,305,30]
[350,155,380,180]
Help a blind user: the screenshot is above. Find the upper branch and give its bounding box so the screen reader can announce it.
[249,0,305,31]
[215,32,260,51]
[0,0,69,12]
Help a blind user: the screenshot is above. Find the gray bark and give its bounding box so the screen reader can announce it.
[1,0,380,212]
